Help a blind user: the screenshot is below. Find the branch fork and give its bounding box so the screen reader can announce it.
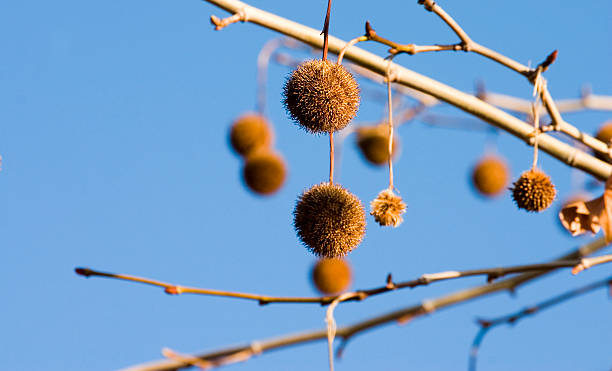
[210,8,248,30]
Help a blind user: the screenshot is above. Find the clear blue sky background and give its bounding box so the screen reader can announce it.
[1,1,611,370]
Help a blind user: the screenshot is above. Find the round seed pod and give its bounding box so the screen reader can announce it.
[471,155,509,197]
[229,113,273,157]
[242,151,286,195]
[283,60,360,134]
[510,169,556,212]
[594,120,612,162]
[356,124,399,166]
[311,258,353,295]
[370,188,406,227]
[294,183,366,258]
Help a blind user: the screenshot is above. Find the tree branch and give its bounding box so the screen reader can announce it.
[203,0,612,180]
[75,252,610,306]
[118,237,609,371]
[469,275,612,371]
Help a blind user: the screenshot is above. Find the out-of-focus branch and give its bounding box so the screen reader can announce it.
[481,91,612,116]
[468,275,612,371]
[118,237,608,371]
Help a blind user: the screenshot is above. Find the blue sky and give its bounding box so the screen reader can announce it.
[1,1,611,370]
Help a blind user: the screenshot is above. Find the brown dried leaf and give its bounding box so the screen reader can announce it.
[559,175,612,241]
[558,196,603,236]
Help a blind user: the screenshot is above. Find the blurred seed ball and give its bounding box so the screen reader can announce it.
[510,169,556,212]
[242,150,287,195]
[229,113,273,157]
[294,183,366,258]
[594,120,612,162]
[356,124,399,166]
[370,188,406,227]
[471,155,509,197]
[283,60,360,134]
[311,258,353,295]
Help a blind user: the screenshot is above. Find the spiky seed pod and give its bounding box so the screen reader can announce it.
[370,189,406,227]
[510,169,556,212]
[242,151,286,195]
[229,113,273,157]
[294,183,366,258]
[356,124,399,166]
[283,60,360,134]
[311,258,353,295]
[471,156,509,197]
[594,120,612,162]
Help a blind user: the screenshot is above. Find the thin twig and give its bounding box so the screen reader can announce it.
[469,275,612,371]
[118,237,609,371]
[75,244,609,306]
[413,1,610,159]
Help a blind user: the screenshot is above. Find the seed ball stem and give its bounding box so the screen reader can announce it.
[294,183,366,258]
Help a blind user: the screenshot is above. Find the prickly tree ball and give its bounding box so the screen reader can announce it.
[356,124,399,166]
[229,113,273,157]
[511,169,556,212]
[370,188,406,227]
[293,183,366,258]
[243,151,286,195]
[471,156,509,197]
[283,60,360,134]
[311,258,353,295]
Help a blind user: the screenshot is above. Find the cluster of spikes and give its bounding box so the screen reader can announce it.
[229,113,287,195]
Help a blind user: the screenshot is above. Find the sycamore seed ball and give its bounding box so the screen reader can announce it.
[229,113,273,157]
[510,169,556,212]
[471,156,509,197]
[283,60,360,134]
[311,258,353,295]
[370,188,406,227]
[242,151,286,195]
[356,124,399,166]
[293,183,366,258]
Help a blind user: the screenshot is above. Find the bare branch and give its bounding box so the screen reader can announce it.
[117,237,608,371]
[469,275,612,371]
[75,249,609,306]
[201,0,612,181]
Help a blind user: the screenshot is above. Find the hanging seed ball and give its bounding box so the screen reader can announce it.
[294,183,366,258]
[311,258,353,295]
[370,188,406,227]
[229,113,273,157]
[356,124,399,166]
[283,60,360,134]
[242,150,286,195]
[471,155,509,197]
[510,169,556,212]
[594,120,612,162]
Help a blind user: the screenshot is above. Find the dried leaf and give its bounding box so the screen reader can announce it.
[559,175,612,241]
[558,196,603,236]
